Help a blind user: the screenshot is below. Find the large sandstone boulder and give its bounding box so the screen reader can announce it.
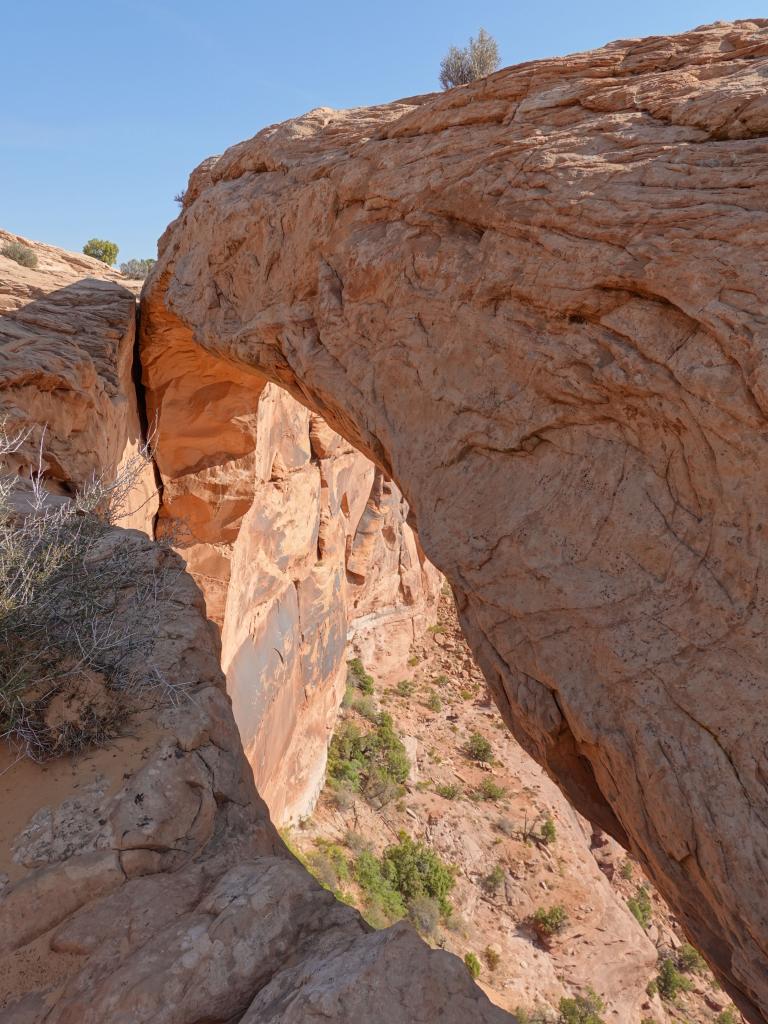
[142,21,768,1021]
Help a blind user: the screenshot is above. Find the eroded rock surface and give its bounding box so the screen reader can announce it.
[0,230,156,533]
[142,289,439,823]
[0,532,505,1024]
[143,21,768,1020]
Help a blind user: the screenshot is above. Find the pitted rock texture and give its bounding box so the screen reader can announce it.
[0,530,510,1024]
[142,290,439,824]
[0,230,156,533]
[142,21,768,1021]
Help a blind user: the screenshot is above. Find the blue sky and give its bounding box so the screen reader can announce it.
[2,0,760,263]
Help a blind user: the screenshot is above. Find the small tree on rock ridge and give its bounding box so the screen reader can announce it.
[439,28,500,89]
[83,238,119,266]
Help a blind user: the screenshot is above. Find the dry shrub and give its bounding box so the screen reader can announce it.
[0,427,183,760]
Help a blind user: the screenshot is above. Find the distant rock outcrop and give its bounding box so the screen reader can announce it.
[0,230,156,533]
[142,21,768,1021]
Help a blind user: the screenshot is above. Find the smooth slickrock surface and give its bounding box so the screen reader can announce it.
[0,230,156,533]
[142,21,768,1021]
[142,285,439,823]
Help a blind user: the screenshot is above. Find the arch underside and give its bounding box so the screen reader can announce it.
[142,20,768,1022]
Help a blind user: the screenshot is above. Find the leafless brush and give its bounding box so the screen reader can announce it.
[439,28,500,89]
[0,428,186,760]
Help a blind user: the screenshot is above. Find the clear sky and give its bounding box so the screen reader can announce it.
[2,0,760,264]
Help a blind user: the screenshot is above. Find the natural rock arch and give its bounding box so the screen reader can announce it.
[142,21,768,1021]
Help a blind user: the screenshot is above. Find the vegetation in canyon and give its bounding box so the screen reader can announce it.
[292,592,743,1023]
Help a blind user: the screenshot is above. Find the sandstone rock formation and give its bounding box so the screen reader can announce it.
[0,242,507,1022]
[0,531,507,1024]
[142,20,768,1021]
[0,230,156,533]
[1,228,439,826]
[142,300,439,822]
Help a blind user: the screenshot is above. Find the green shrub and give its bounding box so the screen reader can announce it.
[426,692,442,712]
[677,942,706,973]
[119,257,155,279]
[464,952,481,979]
[558,988,606,1024]
[541,816,557,844]
[82,238,119,265]
[436,782,459,800]
[407,894,441,935]
[477,778,506,801]
[466,731,493,762]
[407,654,420,666]
[433,674,449,687]
[2,241,37,269]
[427,622,445,634]
[348,657,374,694]
[482,864,505,893]
[326,712,410,806]
[619,859,634,880]
[716,1010,738,1024]
[382,832,455,914]
[354,837,455,928]
[655,958,693,1001]
[459,688,474,701]
[327,722,366,789]
[397,678,415,697]
[627,884,652,929]
[354,850,405,924]
[531,904,568,941]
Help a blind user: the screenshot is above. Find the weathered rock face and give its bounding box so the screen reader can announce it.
[0,230,156,533]
[142,21,768,1021]
[0,531,508,1024]
[141,292,439,823]
[0,240,508,1022]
